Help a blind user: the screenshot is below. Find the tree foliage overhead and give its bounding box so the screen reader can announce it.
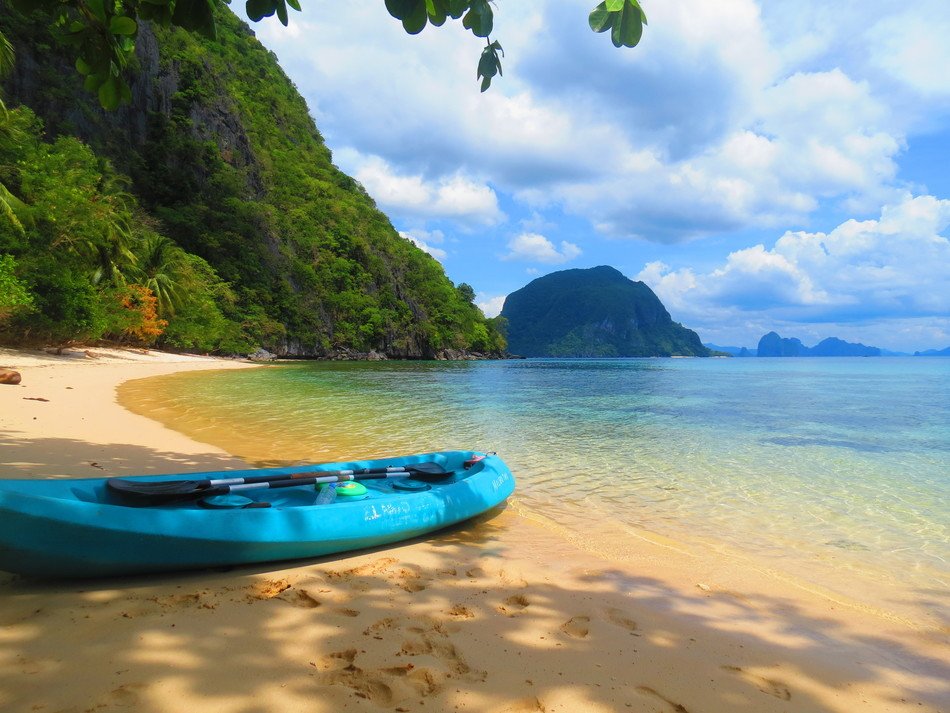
[10,0,648,107]
[1,5,506,356]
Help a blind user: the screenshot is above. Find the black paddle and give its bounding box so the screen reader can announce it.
[107,462,450,502]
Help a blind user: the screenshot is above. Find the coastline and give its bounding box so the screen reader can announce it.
[0,348,947,713]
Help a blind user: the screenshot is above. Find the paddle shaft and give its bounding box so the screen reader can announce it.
[202,470,412,497]
[192,465,430,489]
[106,461,451,502]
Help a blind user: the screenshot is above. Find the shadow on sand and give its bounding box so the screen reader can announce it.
[1,493,948,712]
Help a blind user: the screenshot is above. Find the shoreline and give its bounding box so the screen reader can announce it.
[0,347,947,712]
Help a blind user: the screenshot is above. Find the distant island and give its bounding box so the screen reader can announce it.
[757,332,880,357]
[706,334,950,357]
[500,266,709,357]
[914,347,950,357]
[705,344,755,357]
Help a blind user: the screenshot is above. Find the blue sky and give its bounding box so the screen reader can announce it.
[241,0,950,352]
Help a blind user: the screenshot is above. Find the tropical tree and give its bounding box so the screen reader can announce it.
[0,253,32,321]
[0,29,30,233]
[6,0,647,107]
[133,232,187,315]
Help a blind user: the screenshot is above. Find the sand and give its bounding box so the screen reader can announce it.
[0,347,947,713]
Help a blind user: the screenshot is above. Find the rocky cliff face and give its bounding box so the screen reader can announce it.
[5,21,263,197]
[500,266,709,357]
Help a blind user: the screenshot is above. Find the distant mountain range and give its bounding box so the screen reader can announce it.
[705,334,950,357]
[757,332,881,357]
[501,266,709,357]
[914,346,950,357]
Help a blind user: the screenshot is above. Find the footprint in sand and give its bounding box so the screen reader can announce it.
[635,685,690,713]
[362,617,402,640]
[323,557,398,582]
[559,616,590,639]
[500,696,546,712]
[316,648,359,672]
[721,665,792,700]
[446,604,475,619]
[400,637,435,656]
[497,594,530,616]
[146,592,212,611]
[605,607,638,631]
[246,579,292,601]
[336,607,361,617]
[396,568,428,592]
[108,683,146,706]
[286,589,322,608]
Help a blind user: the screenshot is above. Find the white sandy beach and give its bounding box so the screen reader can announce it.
[0,347,947,713]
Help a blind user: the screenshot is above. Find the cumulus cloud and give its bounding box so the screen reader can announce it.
[352,156,503,227]
[503,233,581,264]
[636,194,950,349]
[476,294,507,318]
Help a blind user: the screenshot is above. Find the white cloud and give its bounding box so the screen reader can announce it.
[476,294,507,318]
[398,231,447,261]
[352,156,503,227]
[245,1,950,244]
[867,6,950,98]
[636,194,950,350]
[503,232,581,264]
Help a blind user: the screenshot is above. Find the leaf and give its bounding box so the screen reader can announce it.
[245,0,274,22]
[385,0,414,19]
[75,57,92,75]
[605,0,624,10]
[401,0,428,34]
[462,0,492,37]
[286,0,301,10]
[477,41,502,92]
[611,2,643,48]
[98,76,121,110]
[109,16,138,35]
[275,0,288,26]
[175,0,217,36]
[85,0,106,22]
[137,4,174,26]
[83,72,104,93]
[631,0,648,25]
[447,0,468,19]
[425,0,447,26]
[588,2,613,33]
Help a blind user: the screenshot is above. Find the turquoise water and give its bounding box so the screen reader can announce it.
[124,357,950,624]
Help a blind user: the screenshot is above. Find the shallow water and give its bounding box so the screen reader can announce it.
[120,357,950,627]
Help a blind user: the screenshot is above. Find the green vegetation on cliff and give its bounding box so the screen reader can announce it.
[0,5,505,356]
[500,266,710,358]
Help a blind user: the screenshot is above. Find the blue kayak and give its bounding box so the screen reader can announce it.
[0,451,515,578]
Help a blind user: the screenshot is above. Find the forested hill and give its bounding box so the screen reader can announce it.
[0,5,505,357]
[500,266,709,357]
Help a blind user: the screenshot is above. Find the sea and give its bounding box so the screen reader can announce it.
[120,357,950,629]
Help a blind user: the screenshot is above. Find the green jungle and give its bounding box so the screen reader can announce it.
[0,4,507,357]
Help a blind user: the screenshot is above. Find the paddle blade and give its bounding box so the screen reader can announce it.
[107,477,211,501]
[407,461,453,481]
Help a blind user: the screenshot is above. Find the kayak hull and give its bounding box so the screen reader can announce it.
[0,451,515,578]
